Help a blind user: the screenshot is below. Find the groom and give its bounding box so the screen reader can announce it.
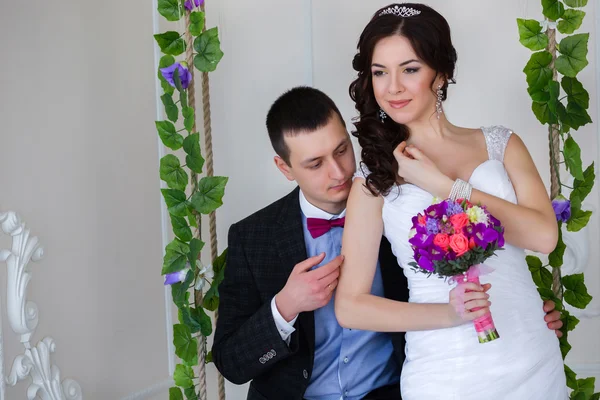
[212,86,563,400]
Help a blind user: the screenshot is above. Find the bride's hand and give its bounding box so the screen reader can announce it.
[448,282,492,325]
[393,142,454,198]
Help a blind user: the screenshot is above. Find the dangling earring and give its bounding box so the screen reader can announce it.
[435,83,444,119]
[379,108,387,122]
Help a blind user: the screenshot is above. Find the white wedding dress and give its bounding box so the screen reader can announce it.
[357,126,567,399]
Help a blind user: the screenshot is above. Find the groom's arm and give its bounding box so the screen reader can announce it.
[212,223,299,384]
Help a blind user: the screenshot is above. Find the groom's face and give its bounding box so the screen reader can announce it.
[275,114,356,214]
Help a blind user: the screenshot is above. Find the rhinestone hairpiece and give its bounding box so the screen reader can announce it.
[378,5,421,17]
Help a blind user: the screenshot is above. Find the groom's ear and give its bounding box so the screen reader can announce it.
[274,156,295,182]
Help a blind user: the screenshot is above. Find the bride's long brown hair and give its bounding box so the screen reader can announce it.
[349,3,458,196]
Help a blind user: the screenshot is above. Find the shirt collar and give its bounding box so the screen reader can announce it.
[299,189,346,220]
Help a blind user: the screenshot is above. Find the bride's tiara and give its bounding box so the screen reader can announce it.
[378,5,421,18]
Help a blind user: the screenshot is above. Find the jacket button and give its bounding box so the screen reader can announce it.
[303,369,308,379]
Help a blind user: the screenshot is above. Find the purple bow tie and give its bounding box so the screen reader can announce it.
[306,217,345,239]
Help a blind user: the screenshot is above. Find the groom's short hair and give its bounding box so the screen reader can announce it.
[266,86,346,165]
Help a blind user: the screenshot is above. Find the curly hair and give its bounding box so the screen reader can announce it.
[349,3,457,196]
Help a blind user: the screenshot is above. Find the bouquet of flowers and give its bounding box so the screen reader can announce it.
[408,198,505,343]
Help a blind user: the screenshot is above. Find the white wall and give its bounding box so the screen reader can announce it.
[0,0,597,399]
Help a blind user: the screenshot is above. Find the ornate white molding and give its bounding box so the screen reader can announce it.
[0,211,82,400]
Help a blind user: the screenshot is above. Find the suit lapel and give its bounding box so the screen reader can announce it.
[275,187,315,360]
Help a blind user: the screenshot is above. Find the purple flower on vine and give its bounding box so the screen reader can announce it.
[184,0,204,11]
[160,62,192,89]
[552,195,571,223]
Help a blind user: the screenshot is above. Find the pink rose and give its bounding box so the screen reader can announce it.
[449,233,469,256]
[449,213,469,232]
[433,233,450,249]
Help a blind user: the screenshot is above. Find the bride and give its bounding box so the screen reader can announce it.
[334,3,567,399]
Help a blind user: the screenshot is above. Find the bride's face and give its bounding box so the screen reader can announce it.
[370,35,442,125]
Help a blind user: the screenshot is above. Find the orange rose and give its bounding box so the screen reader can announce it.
[449,213,469,232]
[469,237,477,249]
[433,233,450,249]
[449,233,469,256]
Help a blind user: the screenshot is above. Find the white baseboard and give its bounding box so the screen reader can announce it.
[120,378,173,400]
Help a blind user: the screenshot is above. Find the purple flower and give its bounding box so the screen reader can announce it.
[164,268,189,285]
[160,62,192,89]
[417,252,434,272]
[409,233,434,249]
[552,195,571,223]
[445,201,463,216]
[184,0,204,11]
[472,224,499,248]
[425,218,440,234]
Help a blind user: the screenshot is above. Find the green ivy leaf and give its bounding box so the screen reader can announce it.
[523,51,553,91]
[156,121,184,150]
[189,11,205,36]
[542,0,565,20]
[187,208,198,228]
[527,86,551,103]
[161,93,179,122]
[169,387,184,400]
[205,351,213,364]
[202,284,219,311]
[570,163,595,212]
[517,19,549,51]
[567,209,592,232]
[563,273,593,308]
[529,263,553,289]
[193,27,224,72]
[532,101,558,125]
[154,31,186,56]
[565,365,578,390]
[192,306,212,336]
[547,80,561,115]
[179,306,201,333]
[559,335,572,359]
[537,287,563,311]
[562,102,592,130]
[173,324,198,365]
[160,154,189,191]
[182,107,195,133]
[562,310,581,333]
[171,272,193,308]
[576,377,596,397]
[162,239,190,274]
[158,0,183,21]
[548,227,566,268]
[184,387,199,400]
[564,0,587,7]
[190,176,229,214]
[556,33,589,77]
[170,215,193,242]
[212,248,228,285]
[526,255,543,269]
[564,135,584,180]
[158,55,176,95]
[183,133,205,174]
[188,238,204,266]
[161,189,189,217]
[173,364,195,388]
[562,77,590,109]
[557,9,585,34]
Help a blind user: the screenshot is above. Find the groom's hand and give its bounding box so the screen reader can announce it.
[543,299,563,337]
[275,253,343,322]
